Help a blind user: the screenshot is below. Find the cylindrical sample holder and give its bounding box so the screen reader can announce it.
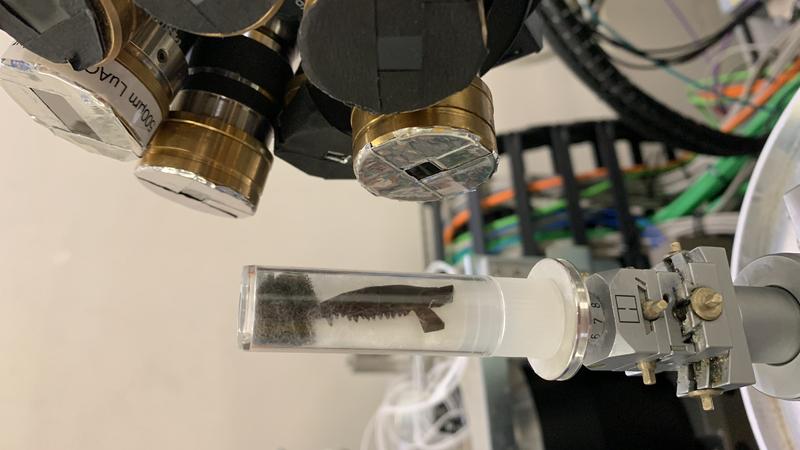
[239,258,590,380]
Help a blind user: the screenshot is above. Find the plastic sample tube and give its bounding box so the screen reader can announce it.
[238,266,570,361]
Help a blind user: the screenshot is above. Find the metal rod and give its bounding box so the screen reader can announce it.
[736,286,800,365]
[467,190,487,255]
[549,125,588,245]
[505,133,540,255]
[595,122,646,267]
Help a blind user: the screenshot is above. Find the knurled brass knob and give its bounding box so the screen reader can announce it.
[690,287,724,321]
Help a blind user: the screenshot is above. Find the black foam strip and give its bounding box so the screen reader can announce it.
[298,0,487,114]
[0,0,105,69]
[134,0,280,35]
[298,0,379,111]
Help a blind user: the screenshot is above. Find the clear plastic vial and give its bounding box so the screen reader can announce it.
[238,266,571,361]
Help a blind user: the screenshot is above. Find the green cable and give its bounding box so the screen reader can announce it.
[705,178,752,213]
[687,68,800,130]
[447,73,799,261]
[742,75,800,134]
[447,162,693,258]
[533,179,614,218]
[687,71,755,108]
[450,227,617,266]
[691,70,755,88]
[687,71,757,105]
[654,74,800,223]
[693,103,722,128]
[450,215,519,249]
[689,67,800,114]
[449,180,613,250]
[687,65,799,106]
[737,180,750,196]
[652,156,748,223]
[449,155,692,249]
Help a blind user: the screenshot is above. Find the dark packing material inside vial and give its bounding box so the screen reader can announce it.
[254,273,455,347]
[254,273,319,346]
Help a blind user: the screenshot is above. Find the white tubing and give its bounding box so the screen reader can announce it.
[492,277,567,360]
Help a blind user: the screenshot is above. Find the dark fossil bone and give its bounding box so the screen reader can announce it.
[317,285,454,333]
[255,274,455,348]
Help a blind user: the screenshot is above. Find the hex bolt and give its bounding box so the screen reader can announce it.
[690,287,724,321]
[643,299,669,321]
[637,360,657,385]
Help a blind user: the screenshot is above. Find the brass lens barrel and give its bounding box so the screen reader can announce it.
[138,111,273,218]
[95,0,138,66]
[116,16,190,122]
[136,18,296,218]
[350,77,497,202]
[352,78,495,152]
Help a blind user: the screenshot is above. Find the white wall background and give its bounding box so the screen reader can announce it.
[0,2,734,449]
[0,24,424,447]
